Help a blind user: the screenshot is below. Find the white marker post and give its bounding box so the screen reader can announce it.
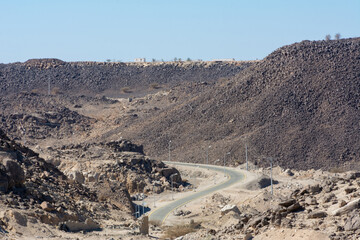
[245,144,248,171]
[168,140,172,162]
[206,145,211,166]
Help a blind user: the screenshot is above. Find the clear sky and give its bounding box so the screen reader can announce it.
[1,0,359,63]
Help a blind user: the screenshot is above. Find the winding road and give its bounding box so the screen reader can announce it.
[148,162,245,224]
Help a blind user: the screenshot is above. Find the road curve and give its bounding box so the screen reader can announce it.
[148,161,245,224]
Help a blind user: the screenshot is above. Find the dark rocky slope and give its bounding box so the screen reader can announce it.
[0,60,252,96]
[121,38,360,170]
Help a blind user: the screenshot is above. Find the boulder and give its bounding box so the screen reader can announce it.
[344,210,360,231]
[60,218,100,232]
[8,210,27,226]
[332,198,360,216]
[347,172,360,180]
[287,202,302,212]
[279,199,296,208]
[244,233,253,240]
[308,184,322,195]
[345,188,357,194]
[160,168,182,182]
[305,197,318,205]
[2,159,25,188]
[221,205,241,216]
[40,201,55,212]
[321,193,335,203]
[87,172,99,182]
[0,165,9,193]
[244,175,277,190]
[68,171,85,184]
[308,211,327,219]
[284,169,294,176]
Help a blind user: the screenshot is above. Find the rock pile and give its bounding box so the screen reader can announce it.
[0,128,134,234]
[212,171,360,240]
[44,139,183,196]
[0,92,95,141]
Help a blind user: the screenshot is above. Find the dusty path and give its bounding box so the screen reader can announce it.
[148,161,246,224]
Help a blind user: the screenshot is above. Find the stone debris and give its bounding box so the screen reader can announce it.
[221,205,241,216]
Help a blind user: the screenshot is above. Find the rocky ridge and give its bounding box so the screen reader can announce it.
[0,60,253,96]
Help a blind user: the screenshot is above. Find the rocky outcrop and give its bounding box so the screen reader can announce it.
[0,128,134,234]
[45,139,184,196]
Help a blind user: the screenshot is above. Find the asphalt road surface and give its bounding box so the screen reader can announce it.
[148,161,245,224]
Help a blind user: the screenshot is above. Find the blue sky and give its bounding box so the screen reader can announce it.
[1,0,359,63]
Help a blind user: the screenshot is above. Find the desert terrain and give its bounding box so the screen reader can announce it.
[0,37,360,239]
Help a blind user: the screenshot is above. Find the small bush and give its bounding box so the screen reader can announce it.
[163,221,200,239]
[329,167,346,173]
[30,88,41,94]
[121,87,132,93]
[51,87,62,95]
[150,83,162,89]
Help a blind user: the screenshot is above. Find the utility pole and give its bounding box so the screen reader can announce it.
[224,152,230,177]
[214,159,220,185]
[168,140,171,162]
[142,201,145,216]
[206,145,211,165]
[269,157,273,195]
[245,144,248,171]
[152,184,156,208]
[47,77,51,95]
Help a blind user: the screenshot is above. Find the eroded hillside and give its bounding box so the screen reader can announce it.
[117,38,360,170]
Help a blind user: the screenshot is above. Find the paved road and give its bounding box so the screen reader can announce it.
[148,161,245,224]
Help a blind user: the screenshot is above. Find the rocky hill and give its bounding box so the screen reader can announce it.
[0,60,252,96]
[118,38,360,170]
[0,127,134,234]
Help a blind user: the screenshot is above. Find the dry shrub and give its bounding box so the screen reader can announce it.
[121,87,132,93]
[51,87,62,95]
[150,83,162,89]
[163,221,199,239]
[30,88,41,94]
[149,220,162,227]
[329,167,346,173]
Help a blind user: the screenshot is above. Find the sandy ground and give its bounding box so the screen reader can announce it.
[1,156,327,240]
[253,227,329,240]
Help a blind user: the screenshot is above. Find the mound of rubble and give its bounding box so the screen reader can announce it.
[0,128,134,237]
[0,92,96,141]
[181,169,360,240]
[42,139,183,197]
